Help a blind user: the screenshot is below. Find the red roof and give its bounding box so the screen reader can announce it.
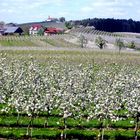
[45,29,56,34]
[44,27,63,33]
[45,31,56,34]
[30,24,42,30]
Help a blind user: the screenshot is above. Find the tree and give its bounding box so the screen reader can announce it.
[65,22,73,29]
[79,34,87,48]
[20,25,30,35]
[95,36,107,49]
[128,41,136,49]
[0,21,5,28]
[59,17,65,22]
[115,38,125,53]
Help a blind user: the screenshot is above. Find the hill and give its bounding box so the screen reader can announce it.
[70,18,140,33]
[18,21,66,35]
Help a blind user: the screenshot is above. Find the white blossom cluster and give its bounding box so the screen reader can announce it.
[0,57,139,129]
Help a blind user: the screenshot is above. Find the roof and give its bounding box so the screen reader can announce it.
[0,26,23,34]
[4,27,19,33]
[45,27,63,33]
[0,28,4,31]
[0,29,5,34]
[30,24,43,30]
[45,30,56,33]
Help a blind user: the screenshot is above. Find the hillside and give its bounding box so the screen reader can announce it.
[71,18,140,33]
[18,21,66,34]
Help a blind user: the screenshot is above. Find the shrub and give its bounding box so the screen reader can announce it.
[79,34,87,48]
[128,41,136,49]
[115,38,125,53]
[95,36,107,49]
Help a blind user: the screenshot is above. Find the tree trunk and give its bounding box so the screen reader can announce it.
[16,112,20,125]
[64,118,67,140]
[26,116,34,137]
[101,120,106,140]
[98,121,103,140]
[135,114,139,140]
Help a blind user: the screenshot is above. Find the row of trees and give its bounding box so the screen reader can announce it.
[71,18,140,33]
[79,35,136,52]
[0,57,139,140]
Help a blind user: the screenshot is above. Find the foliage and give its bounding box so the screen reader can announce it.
[72,18,140,33]
[79,34,87,48]
[128,41,136,49]
[19,25,30,35]
[65,22,73,29]
[59,17,66,22]
[0,21,5,28]
[95,36,107,49]
[115,38,125,53]
[37,28,44,36]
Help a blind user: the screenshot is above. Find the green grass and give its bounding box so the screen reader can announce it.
[0,128,61,139]
[0,36,78,48]
[0,114,136,129]
[0,49,140,66]
[0,40,36,46]
[111,119,135,129]
[0,127,139,139]
[44,38,79,48]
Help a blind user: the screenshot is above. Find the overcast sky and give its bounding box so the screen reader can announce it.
[0,0,140,23]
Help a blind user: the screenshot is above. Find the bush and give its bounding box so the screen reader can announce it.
[115,38,125,53]
[79,35,87,48]
[95,36,107,49]
[128,41,136,49]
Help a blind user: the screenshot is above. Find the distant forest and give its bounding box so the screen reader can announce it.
[72,18,140,33]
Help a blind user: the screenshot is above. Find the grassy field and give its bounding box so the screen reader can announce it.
[0,46,140,140]
[0,49,140,65]
[0,35,78,48]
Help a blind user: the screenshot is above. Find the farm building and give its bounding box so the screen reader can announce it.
[0,28,5,35]
[0,27,23,35]
[29,24,44,35]
[29,24,64,36]
[46,16,58,22]
[4,27,23,35]
[44,27,64,35]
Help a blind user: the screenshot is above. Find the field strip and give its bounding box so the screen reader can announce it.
[0,46,139,54]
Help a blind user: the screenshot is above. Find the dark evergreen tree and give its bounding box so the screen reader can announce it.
[70,18,140,33]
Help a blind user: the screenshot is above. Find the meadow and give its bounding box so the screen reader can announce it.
[0,35,140,140]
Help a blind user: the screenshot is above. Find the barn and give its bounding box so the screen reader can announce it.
[44,27,63,35]
[0,28,5,35]
[4,27,23,35]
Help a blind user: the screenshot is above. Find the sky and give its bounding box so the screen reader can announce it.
[0,0,140,23]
